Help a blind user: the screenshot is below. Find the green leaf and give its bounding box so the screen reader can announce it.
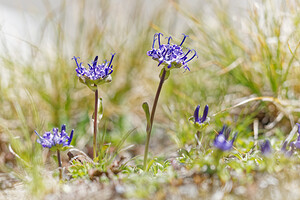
[85,79,97,91]
[52,154,58,163]
[159,68,170,81]
[146,159,155,172]
[97,98,103,123]
[78,77,85,84]
[178,148,191,158]
[142,102,151,132]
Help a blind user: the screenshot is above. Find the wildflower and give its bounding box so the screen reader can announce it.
[35,124,74,151]
[190,105,209,127]
[281,123,300,157]
[291,123,300,149]
[281,140,295,157]
[259,139,272,156]
[147,33,197,71]
[213,125,237,151]
[72,54,115,90]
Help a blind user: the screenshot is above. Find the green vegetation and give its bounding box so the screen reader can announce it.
[1,0,300,199]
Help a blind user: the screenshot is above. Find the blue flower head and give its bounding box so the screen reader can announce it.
[72,54,115,91]
[213,125,237,151]
[281,140,295,157]
[147,33,197,71]
[292,123,300,149]
[259,139,272,156]
[189,105,209,129]
[35,124,74,151]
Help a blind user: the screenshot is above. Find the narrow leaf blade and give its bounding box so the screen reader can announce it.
[97,98,103,123]
[159,68,170,81]
[142,102,151,129]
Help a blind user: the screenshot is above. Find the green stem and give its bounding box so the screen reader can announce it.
[57,150,62,180]
[93,88,99,159]
[143,68,167,170]
[213,149,223,168]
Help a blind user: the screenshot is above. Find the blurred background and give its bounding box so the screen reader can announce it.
[1,0,300,192]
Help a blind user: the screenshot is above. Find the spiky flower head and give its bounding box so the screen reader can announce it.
[213,125,237,151]
[35,124,74,151]
[259,139,272,156]
[72,54,115,91]
[189,105,209,129]
[147,33,197,71]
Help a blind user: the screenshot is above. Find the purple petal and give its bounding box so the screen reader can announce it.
[61,124,66,132]
[93,56,98,67]
[180,33,189,46]
[200,105,209,123]
[68,129,74,146]
[193,105,200,123]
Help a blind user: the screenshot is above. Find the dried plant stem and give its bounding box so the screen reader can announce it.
[93,88,99,159]
[144,69,166,170]
[57,150,62,180]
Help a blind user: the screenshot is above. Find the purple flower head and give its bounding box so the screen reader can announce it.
[189,105,209,129]
[35,124,74,151]
[281,140,295,157]
[194,105,209,124]
[147,33,197,71]
[259,139,272,156]
[282,123,300,157]
[292,123,300,149]
[72,54,115,90]
[213,125,237,151]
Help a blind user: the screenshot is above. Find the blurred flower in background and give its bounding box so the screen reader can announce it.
[213,125,237,151]
[259,139,272,156]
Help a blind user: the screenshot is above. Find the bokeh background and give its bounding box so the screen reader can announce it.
[1,0,300,197]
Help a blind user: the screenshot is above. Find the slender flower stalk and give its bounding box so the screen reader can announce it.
[57,150,62,180]
[93,89,98,159]
[143,68,166,169]
[143,33,197,169]
[189,105,210,149]
[73,54,115,159]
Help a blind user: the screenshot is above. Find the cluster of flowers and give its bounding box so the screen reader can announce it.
[36,52,117,150]
[72,54,116,89]
[191,104,237,151]
[278,123,300,157]
[191,104,300,155]
[147,33,197,71]
[36,32,298,164]
[147,33,238,152]
[73,54,115,81]
[255,123,300,157]
[35,124,74,151]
